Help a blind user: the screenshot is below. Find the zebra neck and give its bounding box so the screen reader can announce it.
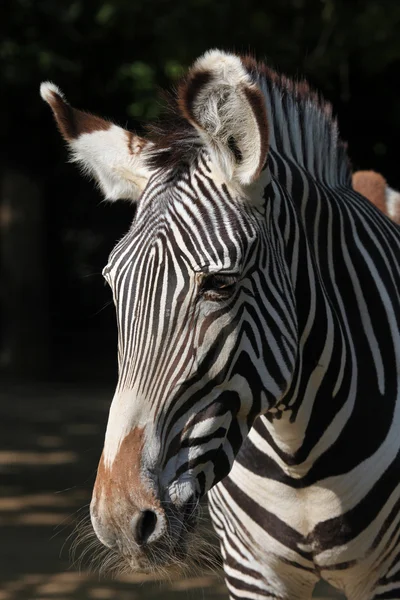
[259,171,349,461]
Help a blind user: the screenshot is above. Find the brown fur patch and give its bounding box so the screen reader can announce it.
[92,427,160,525]
[45,89,111,141]
[352,170,387,214]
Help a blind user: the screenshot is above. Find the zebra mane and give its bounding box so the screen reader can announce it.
[145,93,202,173]
[146,55,352,186]
[242,56,351,186]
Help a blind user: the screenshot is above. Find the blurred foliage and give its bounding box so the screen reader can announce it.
[2,0,400,166]
[0,0,399,375]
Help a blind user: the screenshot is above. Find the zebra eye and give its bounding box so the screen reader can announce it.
[200,274,238,301]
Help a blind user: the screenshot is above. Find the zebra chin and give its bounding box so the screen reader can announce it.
[88,462,205,575]
[89,496,204,575]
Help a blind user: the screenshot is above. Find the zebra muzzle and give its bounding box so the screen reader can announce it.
[130,508,166,546]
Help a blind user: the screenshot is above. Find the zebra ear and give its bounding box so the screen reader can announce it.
[40,82,152,202]
[177,50,268,186]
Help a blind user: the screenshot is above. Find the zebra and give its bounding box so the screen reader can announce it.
[41,50,400,599]
[353,171,400,225]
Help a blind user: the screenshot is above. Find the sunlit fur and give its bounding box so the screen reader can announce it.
[42,50,400,599]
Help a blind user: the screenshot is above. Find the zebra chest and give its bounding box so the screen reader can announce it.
[210,461,398,598]
[210,408,400,578]
[213,446,379,567]
[219,459,345,544]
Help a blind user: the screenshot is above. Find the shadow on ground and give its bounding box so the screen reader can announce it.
[0,382,344,599]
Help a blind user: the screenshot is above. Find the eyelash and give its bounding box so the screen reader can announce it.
[199,274,238,301]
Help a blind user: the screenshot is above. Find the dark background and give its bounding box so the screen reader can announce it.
[1,0,400,383]
[0,1,398,598]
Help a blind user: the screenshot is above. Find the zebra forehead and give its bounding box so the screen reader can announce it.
[105,188,257,276]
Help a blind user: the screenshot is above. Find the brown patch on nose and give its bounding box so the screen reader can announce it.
[93,427,160,522]
[352,170,387,214]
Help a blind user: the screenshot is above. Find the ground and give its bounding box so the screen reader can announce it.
[0,382,344,599]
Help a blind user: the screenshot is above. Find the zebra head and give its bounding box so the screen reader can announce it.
[41,51,298,572]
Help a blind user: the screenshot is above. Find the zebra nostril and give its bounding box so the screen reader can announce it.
[132,509,158,546]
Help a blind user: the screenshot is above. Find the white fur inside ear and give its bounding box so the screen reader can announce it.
[70,125,151,202]
[40,81,65,103]
[186,51,267,186]
[196,83,263,185]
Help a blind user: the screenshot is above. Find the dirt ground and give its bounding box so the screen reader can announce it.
[0,382,344,599]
